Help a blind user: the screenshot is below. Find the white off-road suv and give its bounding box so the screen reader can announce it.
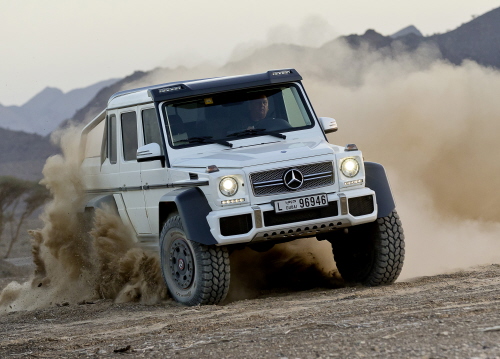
[80,69,405,306]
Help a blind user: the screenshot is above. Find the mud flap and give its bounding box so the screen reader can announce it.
[364,162,396,218]
[160,187,217,245]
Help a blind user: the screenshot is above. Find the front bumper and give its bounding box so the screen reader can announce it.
[207,188,377,245]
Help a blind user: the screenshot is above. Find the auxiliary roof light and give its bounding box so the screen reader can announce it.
[271,70,292,76]
[158,85,183,93]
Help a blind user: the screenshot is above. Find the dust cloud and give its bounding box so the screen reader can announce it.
[225,238,341,303]
[311,59,500,278]
[229,15,338,63]
[0,126,166,313]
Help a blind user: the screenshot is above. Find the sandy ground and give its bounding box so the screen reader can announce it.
[1,263,499,358]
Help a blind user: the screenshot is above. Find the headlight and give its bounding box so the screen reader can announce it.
[340,158,360,177]
[219,177,238,197]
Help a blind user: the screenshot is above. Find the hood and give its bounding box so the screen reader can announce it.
[170,139,337,169]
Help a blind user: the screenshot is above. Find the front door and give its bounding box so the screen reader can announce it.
[139,106,170,236]
[118,109,152,234]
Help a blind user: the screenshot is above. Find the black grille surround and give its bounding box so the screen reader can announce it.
[348,195,375,216]
[250,162,334,196]
[263,201,338,227]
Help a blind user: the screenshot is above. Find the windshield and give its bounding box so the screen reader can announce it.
[162,84,314,148]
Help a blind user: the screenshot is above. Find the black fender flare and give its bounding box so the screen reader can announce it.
[159,187,217,245]
[85,194,119,214]
[364,162,396,218]
[82,194,119,232]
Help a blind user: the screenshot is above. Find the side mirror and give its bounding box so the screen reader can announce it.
[319,117,338,134]
[137,143,163,164]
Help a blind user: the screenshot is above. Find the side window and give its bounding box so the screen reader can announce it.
[282,87,311,127]
[108,114,117,164]
[101,117,107,165]
[121,111,138,161]
[84,120,105,158]
[142,108,163,154]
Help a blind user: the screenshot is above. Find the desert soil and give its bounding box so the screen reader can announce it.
[1,264,500,358]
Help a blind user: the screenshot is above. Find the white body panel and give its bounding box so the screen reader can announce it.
[206,188,376,245]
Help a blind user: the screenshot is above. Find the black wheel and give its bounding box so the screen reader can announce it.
[329,210,405,286]
[159,214,230,305]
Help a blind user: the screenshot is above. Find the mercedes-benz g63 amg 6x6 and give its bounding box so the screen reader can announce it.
[80,69,405,306]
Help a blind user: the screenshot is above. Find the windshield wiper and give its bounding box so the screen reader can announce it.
[227,128,286,140]
[186,136,233,148]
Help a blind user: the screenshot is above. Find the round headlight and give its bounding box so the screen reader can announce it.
[341,158,360,177]
[219,177,238,197]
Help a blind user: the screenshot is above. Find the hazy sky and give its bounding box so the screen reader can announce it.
[1,0,498,106]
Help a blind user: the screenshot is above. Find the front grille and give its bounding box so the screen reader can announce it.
[220,214,253,236]
[263,201,338,226]
[250,162,334,196]
[348,195,374,216]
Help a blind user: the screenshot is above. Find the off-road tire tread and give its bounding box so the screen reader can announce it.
[160,215,230,306]
[366,210,405,285]
[332,210,405,286]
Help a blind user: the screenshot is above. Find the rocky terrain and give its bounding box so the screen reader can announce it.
[0,264,499,358]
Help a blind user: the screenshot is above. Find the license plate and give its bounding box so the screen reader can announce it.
[274,194,328,213]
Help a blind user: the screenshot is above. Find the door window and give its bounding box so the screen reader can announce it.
[121,111,138,161]
[142,108,163,153]
[108,114,117,164]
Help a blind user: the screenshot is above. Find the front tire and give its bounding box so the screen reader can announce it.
[160,214,230,305]
[329,210,405,286]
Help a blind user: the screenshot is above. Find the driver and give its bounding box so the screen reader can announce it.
[248,95,269,125]
[227,93,291,134]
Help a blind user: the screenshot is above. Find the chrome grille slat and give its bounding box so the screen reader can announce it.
[304,174,332,180]
[304,171,332,178]
[253,179,284,185]
[255,182,286,188]
[250,162,334,196]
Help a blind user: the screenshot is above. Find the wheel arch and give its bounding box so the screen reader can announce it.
[159,187,218,245]
[364,161,396,218]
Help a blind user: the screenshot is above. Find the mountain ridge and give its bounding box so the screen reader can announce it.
[3,6,500,180]
[0,127,58,181]
[0,78,118,136]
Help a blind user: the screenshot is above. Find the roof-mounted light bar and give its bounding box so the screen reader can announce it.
[271,70,292,76]
[158,85,184,93]
[148,69,302,102]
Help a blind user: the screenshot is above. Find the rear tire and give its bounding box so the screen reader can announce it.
[329,210,405,286]
[159,214,230,305]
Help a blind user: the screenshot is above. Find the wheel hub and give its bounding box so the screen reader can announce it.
[178,258,185,271]
[169,238,194,289]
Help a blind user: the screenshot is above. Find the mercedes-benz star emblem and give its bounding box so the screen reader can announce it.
[283,168,304,190]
